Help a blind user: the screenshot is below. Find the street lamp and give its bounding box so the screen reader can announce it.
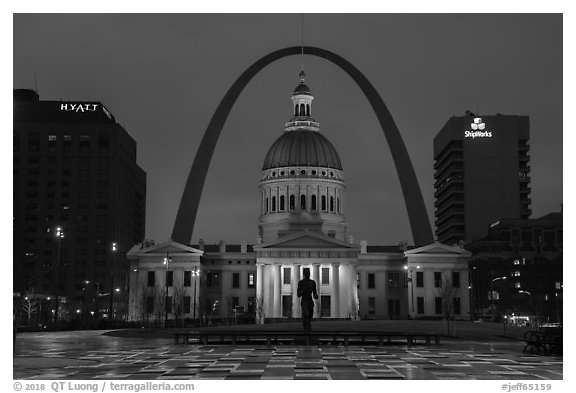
[192,267,200,321]
[163,253,172,327]
[518,290,531,304]
[53,227,65,327]
[110,242,117,322]
[518,290,532,323]
[490,276,507,320]
[404,264,421,318]
[84,280,101,320]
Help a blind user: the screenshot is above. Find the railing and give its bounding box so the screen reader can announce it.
[173,330,440,347]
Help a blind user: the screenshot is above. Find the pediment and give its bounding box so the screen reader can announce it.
[404,242,471,256]
[256,231,357,250]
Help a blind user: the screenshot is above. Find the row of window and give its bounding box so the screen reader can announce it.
[294,103,311,117]
[14,133,109,148]
[267,169,336,178]
[365,297,462,316]
[144,296,258,315]
[146,271,256,289]
[264,194,341,214]
[364,271,461,290]
[145,269,462,290]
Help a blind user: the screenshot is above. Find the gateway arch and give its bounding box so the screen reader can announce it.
[171,46,434,246]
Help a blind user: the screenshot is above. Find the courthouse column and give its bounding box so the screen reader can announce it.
[331,263,340,318]
[273,264,282,318]
[292,264,301,318]
[312,264,321,318]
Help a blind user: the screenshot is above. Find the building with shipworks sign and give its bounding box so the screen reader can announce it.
[13,89,146,326]
[127,73,471,325]
[434,113,531,246]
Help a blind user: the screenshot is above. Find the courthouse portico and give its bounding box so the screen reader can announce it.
[254,231,359,320]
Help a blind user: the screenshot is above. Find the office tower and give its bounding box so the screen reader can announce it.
[434,113,530,245]
[13,89,146,324]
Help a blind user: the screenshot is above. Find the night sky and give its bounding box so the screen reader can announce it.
[12,14,563,246]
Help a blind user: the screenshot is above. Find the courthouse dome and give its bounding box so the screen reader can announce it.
[262,129,342,170]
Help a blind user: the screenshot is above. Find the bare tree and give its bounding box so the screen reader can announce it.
[255,296,265,325]
[224,295,235,325]
[198,296,218,326]
[350,296,359,321]
[137,283,154,327]
[153,285,166,327]
[22,291,39,325]
[172,284,186,328]
[437,276,457,336]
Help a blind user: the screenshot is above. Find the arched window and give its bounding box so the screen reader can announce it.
[266,197,269,213]
[330,196,334,212]
[306,104,310,116]
[280,195,285,211]
[300,103,305,116]
[311,195,317,211]
[294,105,298,116]
[272,196,276,212]
[337,197,340,213]
[289,194,295,210]
[300,194,306,210]
[321,195,327,211]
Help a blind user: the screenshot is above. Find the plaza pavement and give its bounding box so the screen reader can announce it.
[13,321,563,380]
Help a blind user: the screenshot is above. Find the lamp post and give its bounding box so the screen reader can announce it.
[403,264,421,318]
[84,280,101,323]
[53,227,65,327]
[490,276,507,321]
[192,267,200,321]
[163,253,172,327]
[518,290,532,310]
[109,242,117,322]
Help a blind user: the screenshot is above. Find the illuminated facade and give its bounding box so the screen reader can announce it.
[434,114,531,245]
[13,89,146,324]
[127,74,471,324]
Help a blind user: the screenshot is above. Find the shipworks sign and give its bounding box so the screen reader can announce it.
[465,117,492,138]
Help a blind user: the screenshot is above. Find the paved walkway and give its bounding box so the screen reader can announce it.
[13,331,562,380]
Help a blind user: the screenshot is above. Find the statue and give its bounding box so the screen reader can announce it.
[297,268,318,332]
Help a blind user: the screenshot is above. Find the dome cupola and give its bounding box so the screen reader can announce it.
[258,71,347,243]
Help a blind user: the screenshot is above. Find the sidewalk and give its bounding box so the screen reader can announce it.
[13,328,562,380]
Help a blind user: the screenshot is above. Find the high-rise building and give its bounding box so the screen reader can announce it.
[434,113,531,245]
[13,89,146,324]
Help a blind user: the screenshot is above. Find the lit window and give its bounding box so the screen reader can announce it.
[513,259,520,265]
[48,135,57,141]
[512,270,521,277]
[515,282,521,289]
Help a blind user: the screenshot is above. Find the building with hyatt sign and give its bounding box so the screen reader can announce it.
[13,89,146,326]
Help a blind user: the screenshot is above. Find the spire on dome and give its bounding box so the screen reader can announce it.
[291,70,314,119]
[293,70,312,97]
